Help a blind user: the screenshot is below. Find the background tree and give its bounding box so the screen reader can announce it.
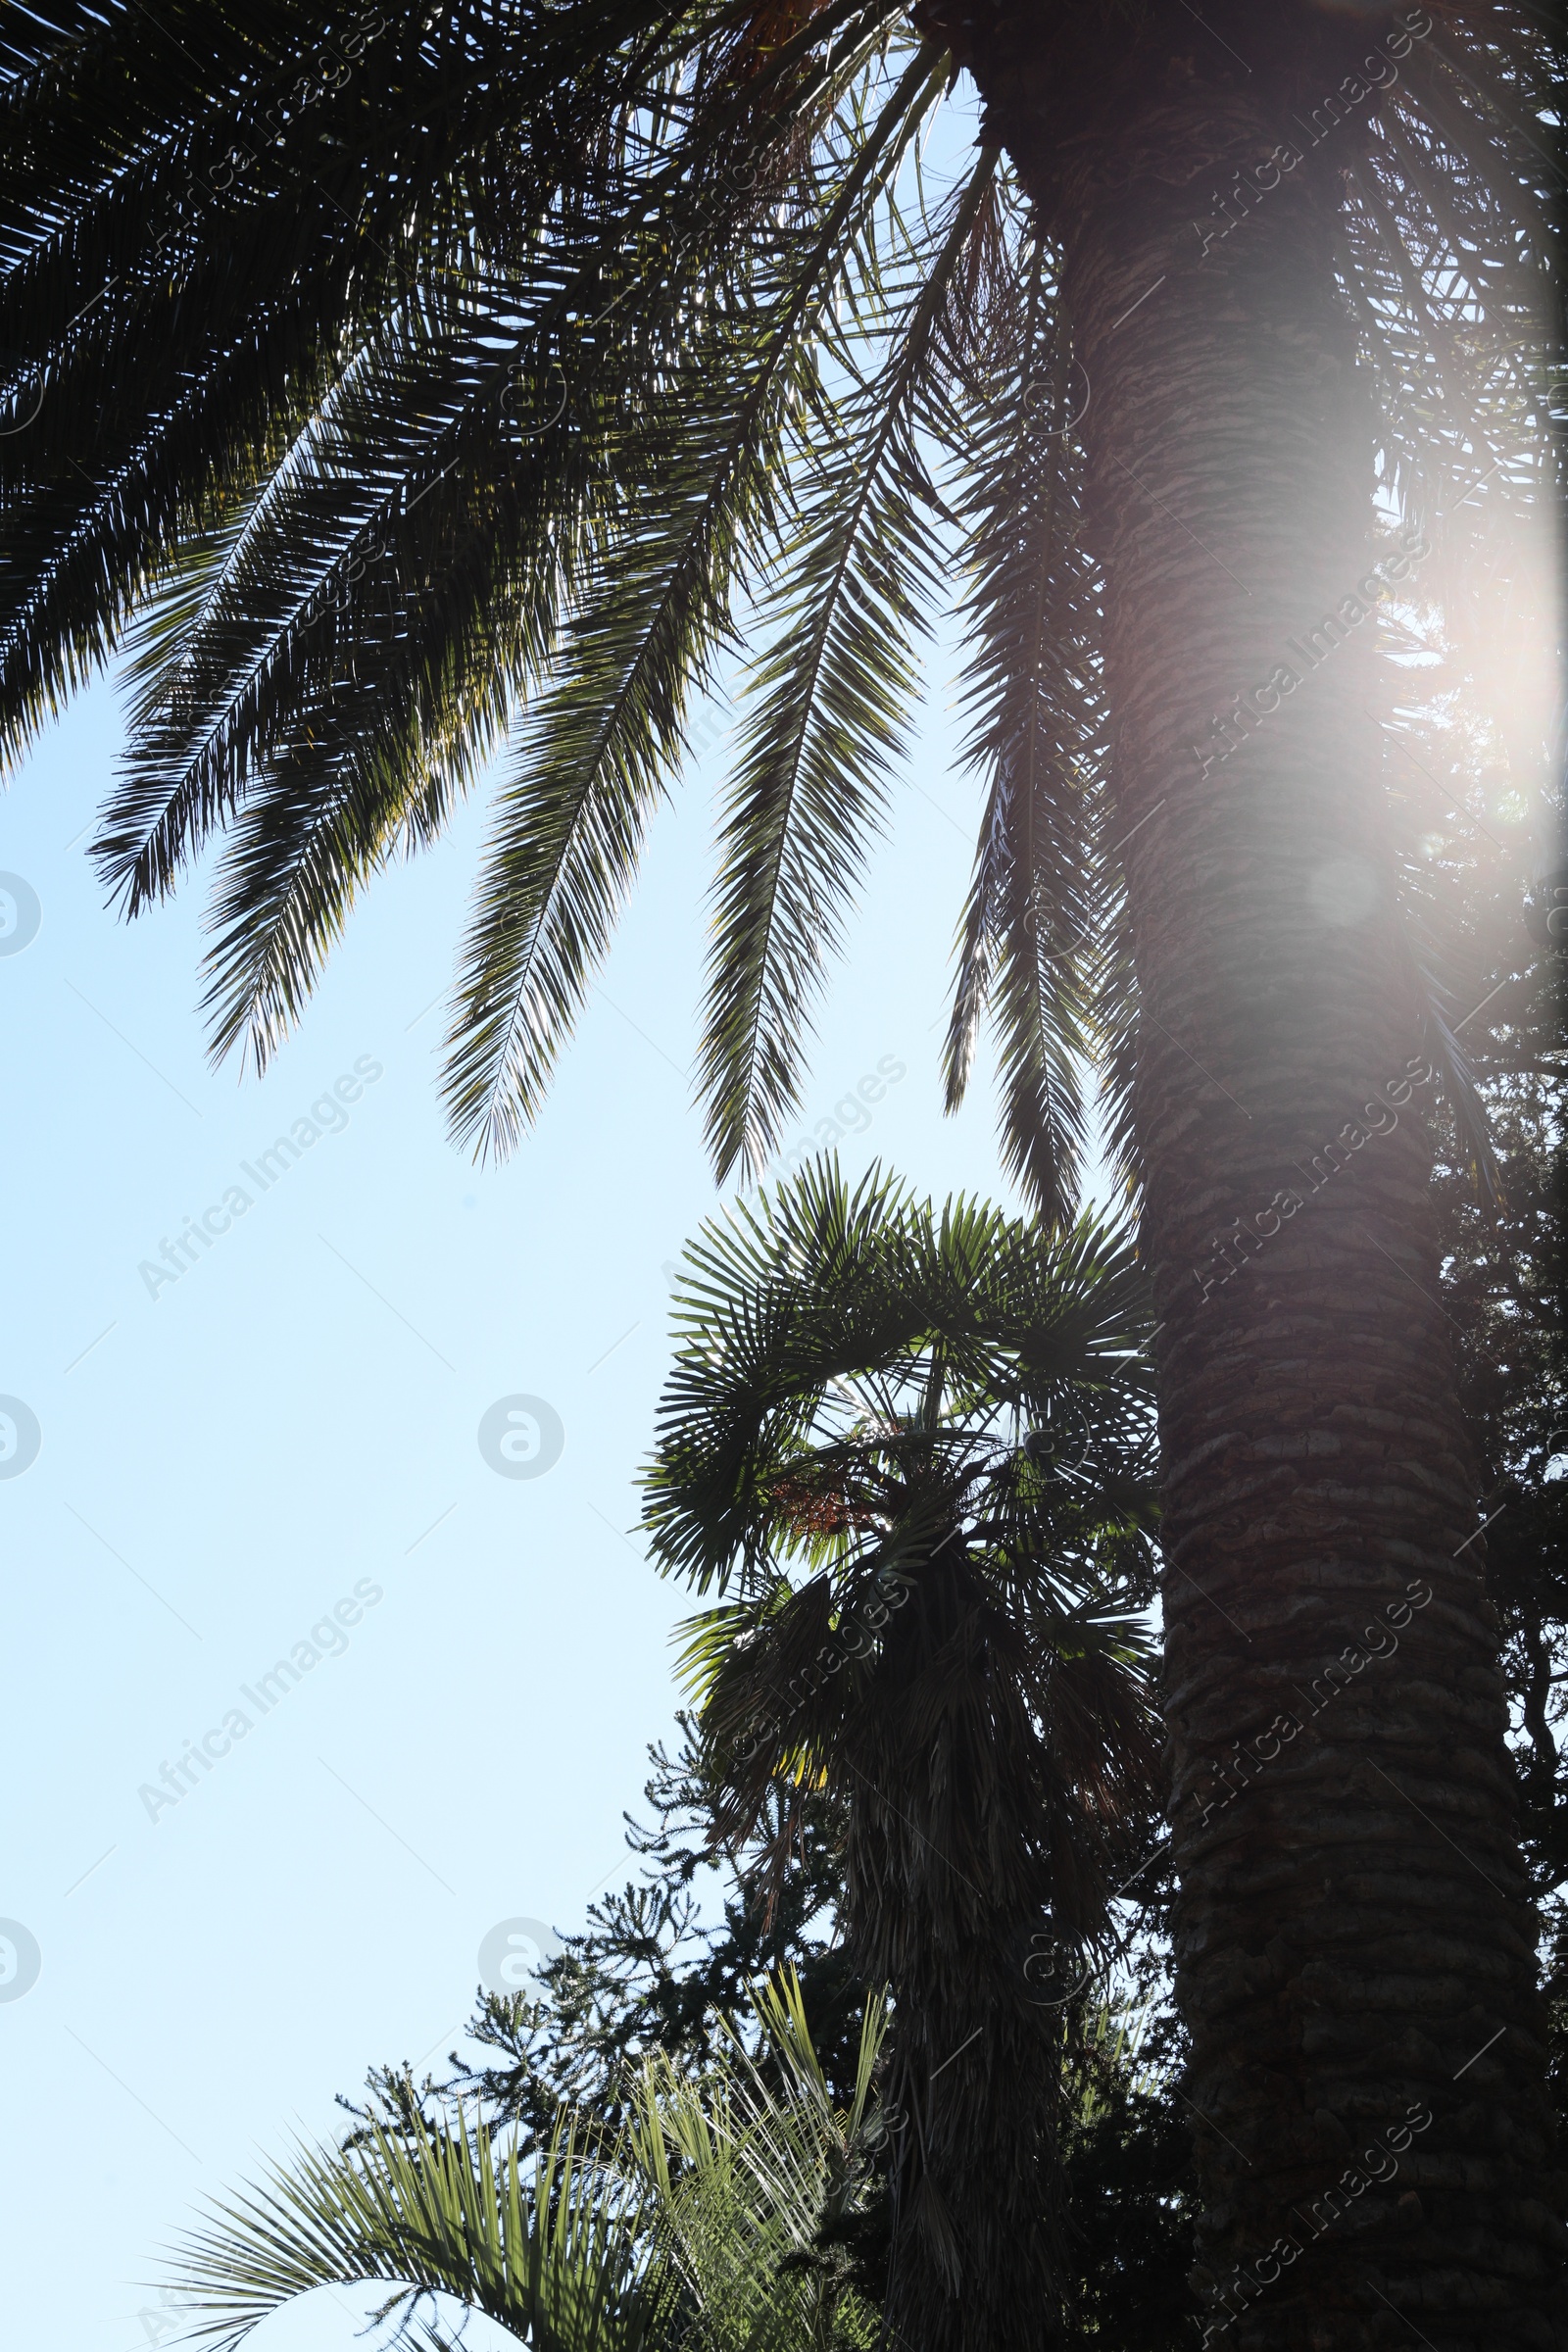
[347,789,1562,2341]
[2,7,1561,2339]
[641,1159,1164,2352]
[353,1722,868,2145]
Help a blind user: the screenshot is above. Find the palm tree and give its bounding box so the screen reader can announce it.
[2,5,1559,2334]
[642,1159,1163,2352]
[159,1971,889,2352]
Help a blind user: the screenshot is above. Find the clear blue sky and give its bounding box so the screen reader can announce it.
[1,617,1102,2342]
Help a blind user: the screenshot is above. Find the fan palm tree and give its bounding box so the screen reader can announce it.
[157,1971,889,2352]
[642,1159,1164,2352]
[2,4,1560,2337]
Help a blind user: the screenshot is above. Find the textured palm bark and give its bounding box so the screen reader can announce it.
[922,29,1565,2351]
[845,1548,1064,2352]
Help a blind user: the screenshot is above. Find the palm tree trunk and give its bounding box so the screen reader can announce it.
[846,1549,1064,2352]
[927,32,1564,2349]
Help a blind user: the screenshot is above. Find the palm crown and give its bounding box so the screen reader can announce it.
[644,1157,1160,1874]
[0,3,1552,1216]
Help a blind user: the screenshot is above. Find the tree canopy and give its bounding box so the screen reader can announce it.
[0,2,1555,1213]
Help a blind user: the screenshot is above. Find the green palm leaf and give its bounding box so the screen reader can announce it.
[441,51,941,1156]
[159,1976,891,2352]
[159,2107,650,2352]
[698,118,992,1180]
[943,220,1105,1223]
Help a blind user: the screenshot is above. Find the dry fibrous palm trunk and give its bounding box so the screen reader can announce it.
[845,1546,1064,2352]
[924,24,1565,2352]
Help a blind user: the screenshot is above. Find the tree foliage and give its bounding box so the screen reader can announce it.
[165,1969,894,2352]
[0,2,1554,1210]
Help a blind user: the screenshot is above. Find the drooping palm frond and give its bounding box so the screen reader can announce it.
[697,133,997,1180]
[942,212,1105,1224]
[0,0,648,766]
[441,40,950,1157]
[93,10,960,1132]
[1334,15,1561,626]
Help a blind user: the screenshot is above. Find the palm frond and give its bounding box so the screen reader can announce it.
[697,115,992,1181]
[160,2107,649,2352]
[625,1972,888,2352]
[942,218,1105,1221]
[438,66,943,1155]
[159,1975,893,2352]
